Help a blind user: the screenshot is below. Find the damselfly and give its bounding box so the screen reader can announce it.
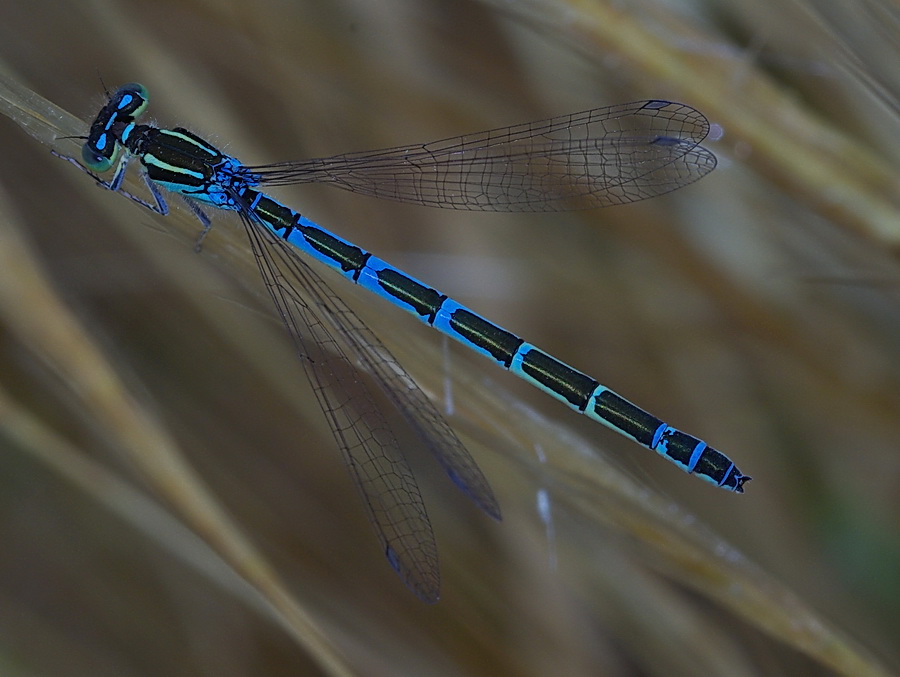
[58,83,749,602]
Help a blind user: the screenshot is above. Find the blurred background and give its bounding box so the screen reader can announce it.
[0,0,898,675]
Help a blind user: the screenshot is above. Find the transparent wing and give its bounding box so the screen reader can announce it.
[254,223,501,520]
[246,100,716,211]
[239,211,500,602]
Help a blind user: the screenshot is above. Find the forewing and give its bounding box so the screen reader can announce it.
[240,211,502,601]
[249,100,716,211]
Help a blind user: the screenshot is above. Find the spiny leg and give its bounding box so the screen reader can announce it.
[177,196,214,252]
[51,150,170,216]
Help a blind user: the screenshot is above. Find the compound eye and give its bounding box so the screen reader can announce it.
[82,141,115,172]
[114,83,149,118]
